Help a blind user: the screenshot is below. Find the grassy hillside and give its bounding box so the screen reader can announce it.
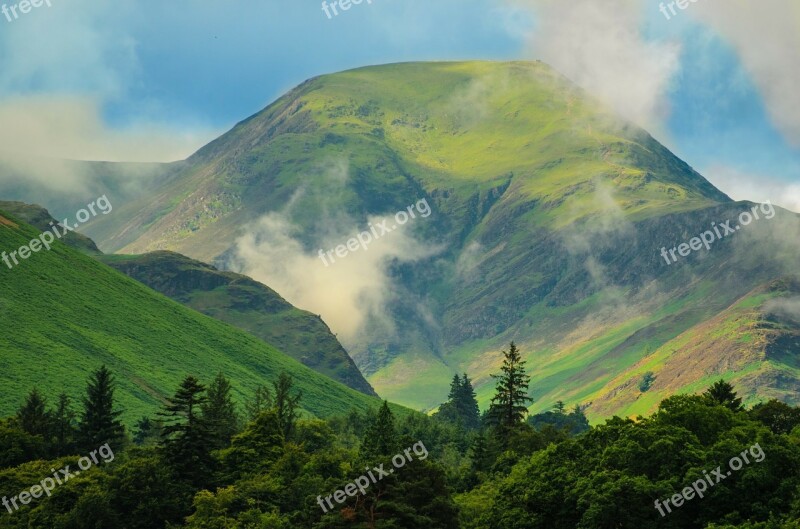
[0,208,399,423]
[98,251,376,396]
[55,61,800,416]
[0,201,100,255]
[586,277,800,419]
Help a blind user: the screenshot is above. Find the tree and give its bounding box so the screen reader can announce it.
[245,384,273,421]
[132,416,163,446]
[159,375,214,487]
[272,372,301,439]
[52,393,77,455]
[436,374,481,431]
[202,372,239,449]
[78,365,125,451]
[487,342,532,444]
[703,379,744,411]
[17,388,51,438]
[361,400,397,458]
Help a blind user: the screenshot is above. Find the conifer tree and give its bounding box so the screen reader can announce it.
[362,400,397,458]
[52,393,77,455]
[17,388,51,438]
[703,379,744,411]
[202,372,239,449]
[159,376,213,487]
[487,342,532,443]
[245,384,273,421]
[436,374,481,430]
[458,373,481,430]
[78,365,125,451]
[272,372,301,439]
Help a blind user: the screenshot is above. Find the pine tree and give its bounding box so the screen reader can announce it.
[245,384,273,421]
[132,416,163,446]
[435,374,481,430]
[159,376,213,487]
[487,342,532,443]
[362,400,397,458]
[703,379,744,411]
[457,374,481,430]
[52,393,77,455]
[272,372,301,439]
[78,366,125,451]
[202,372,239,449]
[17,388,51,438]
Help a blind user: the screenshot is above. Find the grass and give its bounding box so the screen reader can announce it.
[0,210,406,424]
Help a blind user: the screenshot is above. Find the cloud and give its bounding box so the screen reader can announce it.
[0,1,218,195]
[225,161,440,345]
[688,0,800,147]
[764,297,800,324]
[703,165,800,214]
[0,96,214,163]
[0,96,219,199]
[508,0,681,133]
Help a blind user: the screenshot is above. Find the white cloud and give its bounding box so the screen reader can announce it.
[703,165,800,214]
[688,0,800,147]
[508,0,681,133]
[225,162,441,345]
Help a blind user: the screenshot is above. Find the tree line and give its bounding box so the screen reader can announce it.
[2,343,800,528]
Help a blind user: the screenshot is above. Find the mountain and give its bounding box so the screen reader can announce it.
[98,251,377,396]
[0,207,396,423]
[22,61,800,418]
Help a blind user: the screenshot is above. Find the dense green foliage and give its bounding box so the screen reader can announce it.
[3,355,799,528]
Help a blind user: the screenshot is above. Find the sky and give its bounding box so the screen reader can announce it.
[0,0,798,210]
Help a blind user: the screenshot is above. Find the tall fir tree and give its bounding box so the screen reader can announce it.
[202,372,239,449]
[487,342,532,444]
[457,373,481,430]
[17,388,51,438]
[436,374,481,430]
[159,376,214,487]
[245,384,273,421]
[272,372,301,439]
[361,400,397,458]
[78,365,125,451]
[52,393,77,456]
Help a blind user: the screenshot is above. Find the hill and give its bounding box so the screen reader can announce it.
[98,251,377,396]
[0,207,395,423]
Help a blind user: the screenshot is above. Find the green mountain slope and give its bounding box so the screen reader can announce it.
[68,61,800,416]
[586,277,800,419]
[0,208,395,423]
[0,201,101,255]
[98,251,377,396]
[0,202,376,397]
